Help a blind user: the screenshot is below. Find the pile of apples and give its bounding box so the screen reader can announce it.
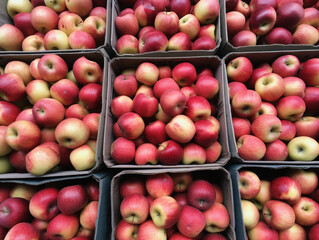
[238,168,319,240]
[115,172,230,239]
[0,180,99,239]
[226,0,319,47]
[227,54,319,161]
[0,53,103,176]
[1,0,107,51]
[110,61,223,165]
[114,0,219,54]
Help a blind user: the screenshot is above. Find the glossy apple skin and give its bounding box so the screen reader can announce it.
[157,140,183,165]
[139,30,168,53]
[187,179,216,211]
[270,176,301,204]
[249,6,277,36]
[57,185,88,215]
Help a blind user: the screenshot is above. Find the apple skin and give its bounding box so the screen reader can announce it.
[298,58,319,87]
[177,206,206,238]
[119,176,146,199]
[29,187,59,221]
[167,32,192,51]
[276,2,305,30]
[309,223,319,240]
[172,62,197,87]
[295,116,319,140]
[145,173,174,199]
[249,6,277,36]
[179,14,201,41]
[66,104,89,119]
[170,0,191,18]
[165,114,196,144]
[262,199,296,231]
[276,96,306,122]
[204,202,230,233]
[300,7,319,28]
[0,24,24,51]
[271,54,300,78]
[116,34,139,55]
[110,137,136,164]
[226,56,253,83]
[157,140,184,165]
[113,75,138,98]
[0,73,26,102]
[58,13,84,36]
[154,11,180,37]
[150,195,181,229]
[144,120,167,145]
[237,134,266,160]
[247,221,279,240]
[264,139,289,161]
[135,143,158,165]
[14,12,37,37]
[192,36,217,50]
[120,193,149,224]
[193,0,220,25]
[283,77,306,98]
[0,197,31,229]
[117,112,145,140]
[238,170,261,200]
[137,220,167,240]
[37,54,68,82]
[57,185,88,215]
[184,96,211,122]
[187,179,216,211]
[65,0,92,17]
[78,83,102,112]
[226,11,246,38]
[292,24,319,45]
[73,56,103,85]
[69,30,96,49]
[232,117,251,140]
[279,120,296,141]
[31,6,59,34]
[4,222,40,240]
[278,223,306,240]
[254,73,285,102]
[241,199,260,230]
[194,119,219,148]
[288,136,319,161]
[133,93,158,118]
[139,30,168,53]
[194,75,219,100]
[46,213,79,240]
[270,176,301,204]
[153,78,180,99]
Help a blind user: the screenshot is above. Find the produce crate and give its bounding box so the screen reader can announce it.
[224,49,319,164]
[0,0,111,53]
[110,167,236,240]
[103,55,231,168]
[0,172,111,240]
[0,51,107,178]
[219,0,319,56]
[228,164,319,240]
[109,0,222,57]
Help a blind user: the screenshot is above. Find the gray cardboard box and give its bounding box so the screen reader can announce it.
[223,49,319,164]
[219,0,319,57]
[1,172,111,240]
[0,51,108,178]
[111,167,236,240]
[228,164,319,240]
[0,0,111,53]
[109,0,222,57]
[103,55,231,168]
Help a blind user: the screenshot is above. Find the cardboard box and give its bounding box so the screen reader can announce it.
[228,164,319,240]
[0,51,107,178]
[0,0,111,53]
[109,0,222,57]
[103,55,231,168]
[111,167,236,239]
[223,49,319,164]
[0,172,112,240]
[219,0,319,57]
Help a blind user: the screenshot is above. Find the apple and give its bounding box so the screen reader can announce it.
[177,205,206,238]
[298,58,319,87]
[45,0,66,12]
[32,98,65,127]
[57,185,88,215]
[276,96,306,122]
[251,114,282,143]
[228,82,247,101]
[120,176,146,199]
[232,117,251,140]
[247,221,279,240]
[241,199,259,230]
[137,220,166,240]
[172,62,197,87]
[272,54,301,78]
[293,197,319,226]
[252,180,271,210]
[73,56,102,85]
[25,80,50,104]
[0,197,30,229]
[238,170,261,199]
[115,219,139,240]
[145,173,174,199]
[50,79,79,106]
[264,27,293,45]
[43,29,70,50]
[120,193,149,224]
[0,73,26,102]
[29,187,59,221]
[117,112,145,140]
[262,199,295,231]
[116,34,139,55]
[187,179,216,211]
[167,32,192,51]
[249,6,277,36]
[237,134,266,160]
[278,223,306,240]
[295,116,319,140]
[153,78,179,100]
[65,0,92,17]
[170,0,191,18]
[199,24,216,40]
[58,13,84,35]
[66,104,89,119]
[204,202,230,233]
[135,143,158,165]
[192,36,217,50]
[134,2,157,27]
[4,222,40,240]
[178,14,201,41]
[283,77,306,98]
[6,0,33,19]
[4,60,33,85]
[287,136,319,161]
[156,140,184,165]
[150,195,181,228]
[184,96,211,122]
[193,0,220,25]
[5,120,41,151]
[292,24,319,45]
[226,11,246,38]
[182,143,206,165]
[37,53,68,82]
[232,89,262,117]
[288,169,318,195]
[300,7,319,27]
[0,24,24,51]
[90,6,107,21]
[309,223,319,240]
[110,137,136,164]
[194,75,219,100]
[254,73,285,102]
[227,57,253,83]
[231,30,257,47]
[26,142,61,176]
[31,6,59,33]
[69,30,96,49]
[46,213,79,240]
[113,75,138,98]
[264,139,289,161]
[83,15,105,43]
[139,30,168,53]
[165,114,196,144]
[135,62,159,86]
[270,176,301,204]
[279,120,296,141]
[78,83,102,111]
[154,11,179,37]
[276,2,305,30]
[10,184,37,200]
